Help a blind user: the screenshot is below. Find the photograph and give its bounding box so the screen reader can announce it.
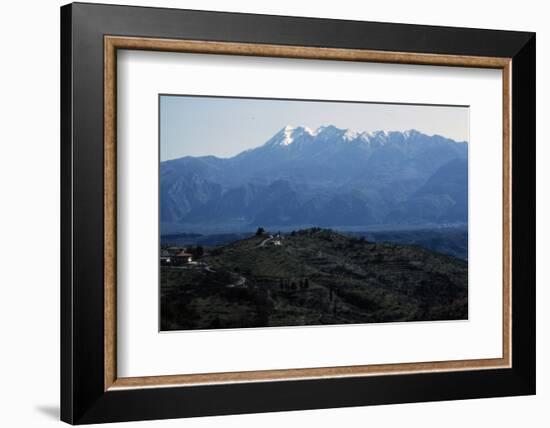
[159,95,469,331]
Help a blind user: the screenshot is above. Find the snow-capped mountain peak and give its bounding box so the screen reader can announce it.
[161,124,468,232]
[403,129,421,139]
[343,129,359,141]
[281,125,295,145]
[266,125,317,147]
[262,125,456,149]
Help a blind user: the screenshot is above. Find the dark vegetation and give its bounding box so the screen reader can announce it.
[161,228,467,331]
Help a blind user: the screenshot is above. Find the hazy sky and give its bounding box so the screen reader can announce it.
[160,95,469,161]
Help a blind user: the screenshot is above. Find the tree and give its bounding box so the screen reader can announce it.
[194,245,204,258]
[256,227,265,236]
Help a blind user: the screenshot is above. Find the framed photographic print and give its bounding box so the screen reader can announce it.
[61,2,536,424]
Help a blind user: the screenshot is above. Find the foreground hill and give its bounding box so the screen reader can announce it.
[160,125,468,234]
[161,228,467,331]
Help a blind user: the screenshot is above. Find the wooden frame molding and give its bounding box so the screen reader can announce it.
[104,35,512,391]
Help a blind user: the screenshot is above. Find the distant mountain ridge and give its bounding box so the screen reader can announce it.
[161,125,468,234]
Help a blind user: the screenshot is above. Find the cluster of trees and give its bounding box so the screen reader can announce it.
[187,245,204,258]
[279,278,310,291]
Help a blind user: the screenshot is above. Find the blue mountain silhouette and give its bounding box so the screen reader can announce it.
[160,126,468,233]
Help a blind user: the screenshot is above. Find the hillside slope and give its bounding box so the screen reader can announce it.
[161,228,467,331]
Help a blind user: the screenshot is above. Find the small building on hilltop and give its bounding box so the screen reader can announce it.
[160,249,173,266]
[160,247,192,266]
[173,250,193,265]
[165,246,184,256]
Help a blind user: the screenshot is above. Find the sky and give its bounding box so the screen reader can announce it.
[160,95,469,161]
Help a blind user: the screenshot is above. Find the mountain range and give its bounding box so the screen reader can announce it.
[160,125,468,234]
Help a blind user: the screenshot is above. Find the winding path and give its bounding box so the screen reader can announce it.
[257,235,274,247]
